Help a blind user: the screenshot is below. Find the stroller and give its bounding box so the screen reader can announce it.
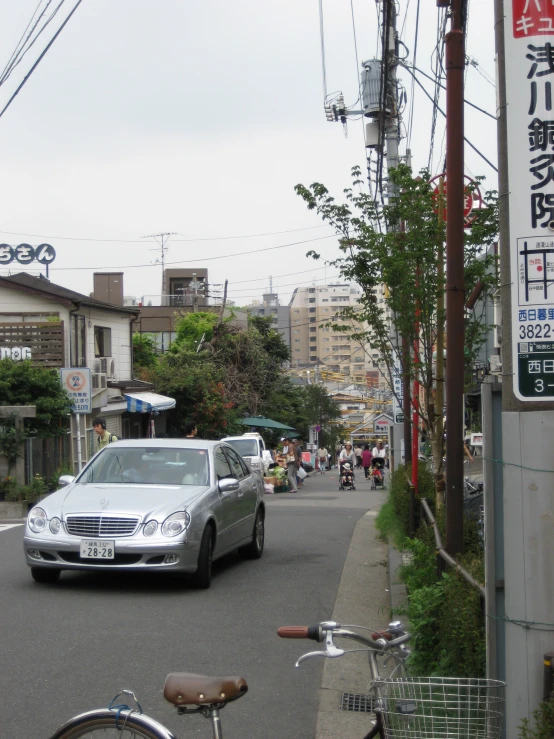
[339,461,356,491]
[370,457,386,489]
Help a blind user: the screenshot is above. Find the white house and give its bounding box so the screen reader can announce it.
[0,272,175,473]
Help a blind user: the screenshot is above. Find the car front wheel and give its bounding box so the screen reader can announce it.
[239,508,264,560]
[31,567,61,584]
[190,525,213,589]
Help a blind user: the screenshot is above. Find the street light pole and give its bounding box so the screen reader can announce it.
[444,0,465,556]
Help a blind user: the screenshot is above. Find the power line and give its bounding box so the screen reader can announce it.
[318,0,327,100]
[0,0,84,124]
[0,223,331,244]
[402,65,498,173]
[402,62,495,120]
[47,234,339,271]
[406,0,420,151]
[0,0,53,85]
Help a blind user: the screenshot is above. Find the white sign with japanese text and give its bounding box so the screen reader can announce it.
[506,0,554,399]
[61,368,92,414]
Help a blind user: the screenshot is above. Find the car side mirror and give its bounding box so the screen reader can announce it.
[58,475,76,488]
[219,477,239,494]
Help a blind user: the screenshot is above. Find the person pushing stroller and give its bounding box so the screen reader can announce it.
[339,443,357,491]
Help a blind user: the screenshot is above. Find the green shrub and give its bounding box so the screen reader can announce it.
[376,462,436,547]
[519,696,554,738]
[399,536,485,677]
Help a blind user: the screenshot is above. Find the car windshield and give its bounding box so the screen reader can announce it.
[225,439,258,457]
[80,447,210,486]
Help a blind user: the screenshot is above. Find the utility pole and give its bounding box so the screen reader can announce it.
[142,232,176,301]
[443,0,465,556]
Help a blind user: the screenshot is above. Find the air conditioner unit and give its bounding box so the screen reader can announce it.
[91,373,107,394]
[99,357,116,378]
[92,359,102,373]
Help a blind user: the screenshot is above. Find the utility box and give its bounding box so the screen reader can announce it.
[365,120,380,148]
[361,60,382,117]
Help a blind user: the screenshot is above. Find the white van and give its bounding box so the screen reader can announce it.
[221,433,270,476]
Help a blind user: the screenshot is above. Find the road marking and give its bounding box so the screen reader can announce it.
[0,524,23,532]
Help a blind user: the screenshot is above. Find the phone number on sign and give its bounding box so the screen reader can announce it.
[518,323,554,339]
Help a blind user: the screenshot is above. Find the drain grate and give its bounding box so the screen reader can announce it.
[340,692,375,713]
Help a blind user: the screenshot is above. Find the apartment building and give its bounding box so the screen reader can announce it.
[246,292,291,350]
[288,283,384,381]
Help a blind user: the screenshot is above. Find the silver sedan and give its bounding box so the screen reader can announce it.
[24,439,265,588]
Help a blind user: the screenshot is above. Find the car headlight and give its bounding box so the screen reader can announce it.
[161,511,190,537]
[28,507,47,534]
[143,520,158,537]
[49,517,61,534]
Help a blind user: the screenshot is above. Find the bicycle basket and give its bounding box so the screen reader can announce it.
[380,676,505,738]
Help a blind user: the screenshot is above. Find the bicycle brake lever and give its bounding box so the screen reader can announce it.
[295,645,345,667]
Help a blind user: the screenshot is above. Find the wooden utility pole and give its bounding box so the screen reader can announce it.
[444,0,465,556]
[435,176,446,508]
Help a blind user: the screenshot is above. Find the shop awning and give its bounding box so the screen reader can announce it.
[124,392,176,413]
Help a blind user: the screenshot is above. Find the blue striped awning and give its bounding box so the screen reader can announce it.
[124,392,176,413]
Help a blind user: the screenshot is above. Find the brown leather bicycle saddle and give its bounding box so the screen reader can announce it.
[163,672,248,706]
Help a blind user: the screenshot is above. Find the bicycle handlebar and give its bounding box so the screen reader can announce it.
[277,626,321,641]
[277,622,411,651]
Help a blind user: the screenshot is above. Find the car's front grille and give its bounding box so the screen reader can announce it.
[65,515,140,538]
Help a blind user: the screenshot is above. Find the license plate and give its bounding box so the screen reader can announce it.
[79,540,115,559]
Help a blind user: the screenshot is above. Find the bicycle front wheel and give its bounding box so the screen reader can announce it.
[49,709,177,739]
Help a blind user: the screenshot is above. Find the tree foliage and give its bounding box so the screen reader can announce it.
[132,333,159,369]
[0,360,72,437]
[295,165,499,489]
[138,312,339,441]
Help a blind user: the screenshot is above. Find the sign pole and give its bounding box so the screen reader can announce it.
[75,412,82,473]
[495,0,554,728]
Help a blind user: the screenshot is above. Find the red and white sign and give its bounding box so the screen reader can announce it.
[512,0,554,39]
[431,174,483,228]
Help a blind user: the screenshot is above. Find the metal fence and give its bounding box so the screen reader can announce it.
[24,434,71,486]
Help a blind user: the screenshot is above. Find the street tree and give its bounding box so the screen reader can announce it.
[296,165,499,502]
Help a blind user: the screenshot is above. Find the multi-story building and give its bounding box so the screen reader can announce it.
[246,292,291,350]
[288,283,385,382]
[0,272,177,476]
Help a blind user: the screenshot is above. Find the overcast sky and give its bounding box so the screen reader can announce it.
[0,0,496,307]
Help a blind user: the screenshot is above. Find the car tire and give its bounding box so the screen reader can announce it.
[190,525,213,589]
[239,508,265,560]
[31,567,61,584]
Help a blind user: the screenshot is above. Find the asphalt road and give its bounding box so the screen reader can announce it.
[0,471,377,739]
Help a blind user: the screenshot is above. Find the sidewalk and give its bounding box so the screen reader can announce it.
[315,506,407,738]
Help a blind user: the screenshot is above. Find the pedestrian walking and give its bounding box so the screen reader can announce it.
[282,438,298,493]
[317,446,328,473]
[92,417,118,451]
[361,444,373,479]
[354,445,363,469]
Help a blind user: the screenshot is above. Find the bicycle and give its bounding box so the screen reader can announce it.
[277,619,505,738]
[49,620,504,739]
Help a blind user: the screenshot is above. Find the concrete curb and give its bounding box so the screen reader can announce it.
[315,508,389,739]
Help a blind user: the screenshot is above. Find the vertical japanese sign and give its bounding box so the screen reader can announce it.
[506,0,554,399]
[392,352,404,422]
[61,368,92,414]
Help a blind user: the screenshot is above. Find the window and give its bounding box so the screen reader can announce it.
[310,355,317,361]
[323,338,330,342]
[309,318,316,323]
[94,326,112,357]
[308,288,315,293]
[224,447,247,479]
[294,348,300,352]
[294,339,300,343]
[322,299,329,303]
[308,298,315,303]
[310,336,316,342]
[309,308,316,313]
[310,327,317,332]
[214,447,233,480]
[70,315,86,367]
